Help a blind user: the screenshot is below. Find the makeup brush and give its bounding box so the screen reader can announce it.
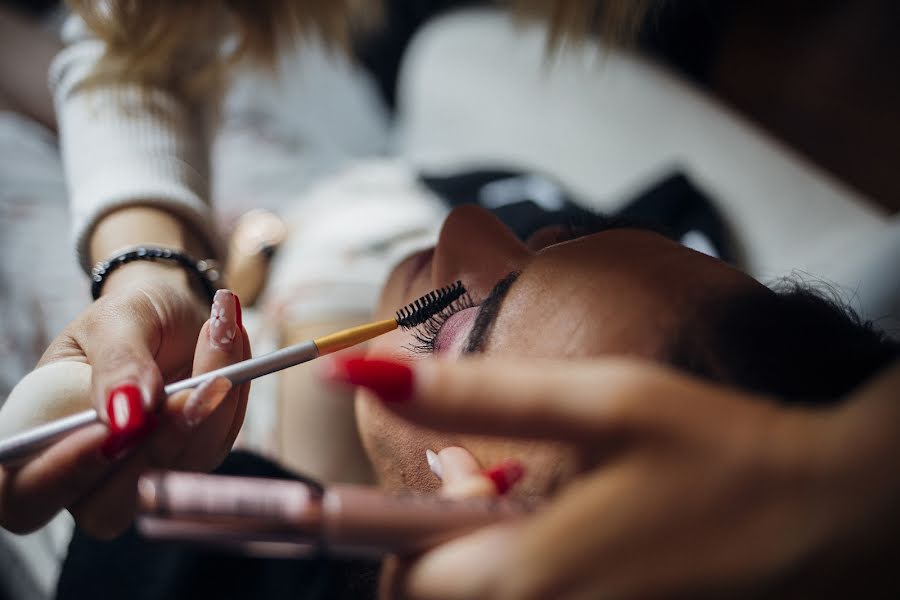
[0,282,467,464]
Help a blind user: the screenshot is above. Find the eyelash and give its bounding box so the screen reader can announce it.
[404,290,475,355]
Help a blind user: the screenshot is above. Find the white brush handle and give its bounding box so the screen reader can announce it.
[0,341,320,464]
[0,408,98,464]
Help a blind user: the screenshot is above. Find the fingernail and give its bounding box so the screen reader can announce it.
[323,355,414,403]
[209,289,238,351]
[483,459,525,496]
[234,293,243,331]
[101,413,156,459]
[106,384,146,434]
[182,376,232,428]
[426,449,443,480]
[140,382,156,411]
[103,384,151,459]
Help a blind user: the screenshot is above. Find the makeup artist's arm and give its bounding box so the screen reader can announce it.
[50,1,226,443]
[0,285,250,537]
[338,357,900,599]
[0,10,243,537]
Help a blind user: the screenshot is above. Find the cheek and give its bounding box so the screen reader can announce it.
[355,389,460,491]
[355,389,582,496]
[463,439,583,497]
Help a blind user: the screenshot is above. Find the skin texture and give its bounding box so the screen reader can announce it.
[358,205,766,496]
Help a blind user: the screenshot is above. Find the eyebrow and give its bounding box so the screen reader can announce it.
[458,215,667,355]
[463,271,521,354]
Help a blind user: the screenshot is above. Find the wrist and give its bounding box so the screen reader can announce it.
[88,206,222,303]
[89,206,216,266]
[101,260,194,297]
[95,249,220,305]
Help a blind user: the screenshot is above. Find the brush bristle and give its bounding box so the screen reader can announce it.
[395,281,468,329]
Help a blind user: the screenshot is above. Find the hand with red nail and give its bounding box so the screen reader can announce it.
[327,355,900,600]
[0,284,251,538]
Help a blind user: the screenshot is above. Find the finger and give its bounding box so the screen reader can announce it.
[171,290,244,428]
[178,290,248,467]
[437,447,495,499]
[437,447,526,499]
[405,471,632,600]
[327,355,748,442]
[402,523,520,600]
[438,447,481,484]
[79,293,168,430]
[69,376,234,538]
[181,377,234,429]
[0,423,113,533]
[147,290,246,467]
[66,447,150,538]
[72,290,245,537]
[82,285,207,416]
[223,327,252,454]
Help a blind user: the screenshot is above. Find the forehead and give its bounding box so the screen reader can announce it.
[485,230,755,359]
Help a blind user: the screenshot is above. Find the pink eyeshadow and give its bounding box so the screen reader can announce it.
[434,307,479,355]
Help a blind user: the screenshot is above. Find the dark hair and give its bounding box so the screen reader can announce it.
[669,279,900,405]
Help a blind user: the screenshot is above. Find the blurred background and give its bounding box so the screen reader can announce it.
[4,0,899,210]
[354,0,900,213]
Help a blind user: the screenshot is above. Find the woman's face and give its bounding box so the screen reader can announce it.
[358,205,763,495]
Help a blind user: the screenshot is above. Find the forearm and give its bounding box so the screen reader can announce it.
[90,205,213,262]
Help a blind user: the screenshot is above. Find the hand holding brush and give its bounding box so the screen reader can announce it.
[0,283,465,536]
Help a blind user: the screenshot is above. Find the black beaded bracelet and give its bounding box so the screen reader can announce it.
[91,246,221,301]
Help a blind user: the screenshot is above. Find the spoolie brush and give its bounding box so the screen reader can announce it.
[304,281,466,354]
[0,282,470,464]
[395,281,466,329]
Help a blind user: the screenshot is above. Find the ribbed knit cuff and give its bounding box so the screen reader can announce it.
[50,27,221,272]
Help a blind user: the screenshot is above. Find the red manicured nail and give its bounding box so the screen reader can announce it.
[101,413,156,459]
[484,459,525,495]
[106,384,146,434]
[234,293,243,331]
[326,356,414,402]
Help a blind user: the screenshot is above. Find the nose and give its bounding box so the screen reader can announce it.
[430,205,531,299]
[525,225,569,251]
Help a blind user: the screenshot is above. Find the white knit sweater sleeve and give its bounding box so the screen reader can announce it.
[49,15,221,272]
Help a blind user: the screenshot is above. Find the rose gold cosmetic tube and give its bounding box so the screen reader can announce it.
[137,471,536,557]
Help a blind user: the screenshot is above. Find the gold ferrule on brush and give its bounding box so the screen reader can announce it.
[312,319,398,355]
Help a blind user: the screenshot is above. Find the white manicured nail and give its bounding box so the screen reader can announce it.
[426,448,443,480]
[140,382,155,410]
[209,289,238,351]
[182,376,232,428]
